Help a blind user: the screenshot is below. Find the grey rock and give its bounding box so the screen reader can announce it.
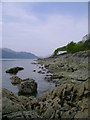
[6,67,24,74]
[10,76,22,85]
[18,78,37,95]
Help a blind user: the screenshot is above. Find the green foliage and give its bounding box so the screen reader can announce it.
[54,46,66,56]
[54,39,90,56]
[83,39,90,50]
[66,41,84,53]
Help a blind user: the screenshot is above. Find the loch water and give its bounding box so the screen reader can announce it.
[1,59,55,97]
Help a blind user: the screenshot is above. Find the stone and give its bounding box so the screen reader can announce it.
[33,70,36,72]
[74,109,88,118]
[18,78,37,95]
[10,76,22,85]
[2,97,25,115]
[18,96,31,109]
[43,106,55,118]
[84,80,88,90]
[77,98,88,111]
[73,83,84,98]
[6,67,24,74]
[3,110,42,119]
[38,70,45,74]
[2,88,19,103]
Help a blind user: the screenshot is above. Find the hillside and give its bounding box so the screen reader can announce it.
[0,48,38,59]
[54,34,90,56]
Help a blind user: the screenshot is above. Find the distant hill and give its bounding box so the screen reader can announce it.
[0,48,38,59]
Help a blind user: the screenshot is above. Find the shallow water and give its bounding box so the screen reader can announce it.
[1,59,55,97]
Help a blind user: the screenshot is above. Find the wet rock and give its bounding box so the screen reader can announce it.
[6,67,24,74]
[33,70,36,72]
[18,78,37,95]
[10,76,22,85]
[38,70,45,74]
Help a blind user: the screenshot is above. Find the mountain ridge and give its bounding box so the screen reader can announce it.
[0,48,38,59]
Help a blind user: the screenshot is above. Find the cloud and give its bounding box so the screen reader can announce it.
[2,3,88,56]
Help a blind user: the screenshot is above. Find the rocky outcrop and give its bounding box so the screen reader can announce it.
[37,80,89,119]
[2,88,41,119]
[2,79,89,119]
[37,51,88,84]
[6,67,24,74]
[18,78,37,95]
[10,76,22,85]
[2,51,89,119]
[9,76,37,96]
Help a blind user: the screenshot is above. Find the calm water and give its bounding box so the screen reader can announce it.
[1,59,55,97]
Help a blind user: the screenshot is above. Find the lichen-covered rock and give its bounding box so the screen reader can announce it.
[2,110,42,120]
[2,88,41,119]
[74,109,88,118]
[18,78,37,95]
[43,106,55,118]
[2,97,25,115]
[2,89,26,115]
[10,76,22,85]
[6,67,24,74]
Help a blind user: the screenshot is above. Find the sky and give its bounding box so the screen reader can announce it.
[2,2,88,57]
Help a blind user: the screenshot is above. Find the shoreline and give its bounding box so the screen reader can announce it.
[2,50,89,119]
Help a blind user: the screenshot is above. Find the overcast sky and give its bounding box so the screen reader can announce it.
[2,2,88,57]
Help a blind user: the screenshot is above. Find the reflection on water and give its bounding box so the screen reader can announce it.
[2,59,55,97]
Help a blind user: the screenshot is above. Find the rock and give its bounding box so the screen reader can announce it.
[73,83,84,99]
[2,88,42,119]
[84,80,88,90]
[45,64,50,68]
[2,88,19,103]
[31,61,37,64]
[62,84,73,99]
[52,97,61,110]
[18,96,32,110]
[38,70,45,74]
[77,98,88,111]
[33,70,36,72]
[74,109,88,118]
[61,111,71,119]
[2,97,25,115]
[10,76,22,85]
[52,84,66,98]
[18,78,37,95]
[6,67,24,74]
[43,106,55,118]
[38,70,42,73]
[3,110,42,119]
[2,89,26,115]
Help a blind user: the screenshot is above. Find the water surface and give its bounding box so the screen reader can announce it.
[1,59,55,97]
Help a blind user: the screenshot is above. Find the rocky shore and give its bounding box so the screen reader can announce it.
[38,51,88,85]
[2,51,89,119]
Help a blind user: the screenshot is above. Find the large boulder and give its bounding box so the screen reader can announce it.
[18,78,37,95]
[6,67,24,74]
